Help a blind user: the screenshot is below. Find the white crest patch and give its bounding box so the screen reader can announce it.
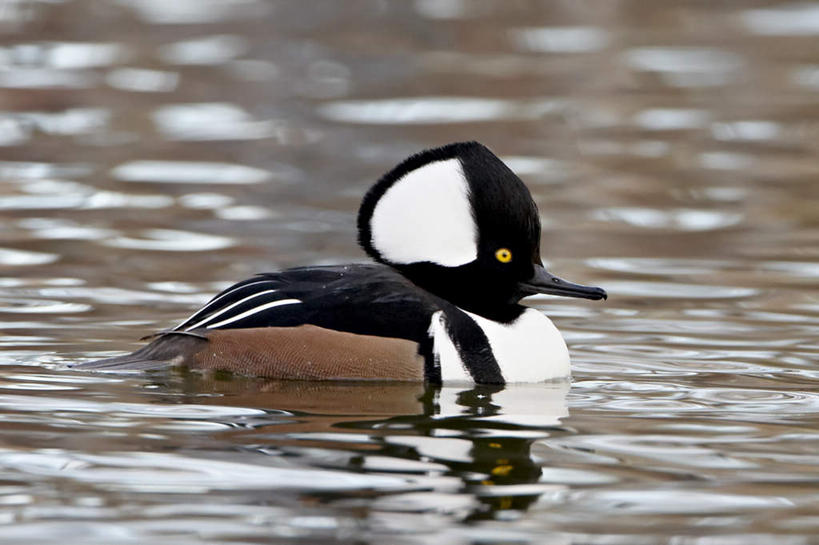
[428,310,471,382]
[370,158,477,267]
[465,308,570,382]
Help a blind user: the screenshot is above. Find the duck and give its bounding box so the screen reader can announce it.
[76,142,606,383]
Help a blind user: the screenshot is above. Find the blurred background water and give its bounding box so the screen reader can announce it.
[0,0,818,543]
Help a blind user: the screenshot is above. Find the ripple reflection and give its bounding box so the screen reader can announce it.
[111,160,272,184]
[103,229,235,252]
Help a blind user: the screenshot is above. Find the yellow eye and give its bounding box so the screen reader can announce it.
[495,248,512,263]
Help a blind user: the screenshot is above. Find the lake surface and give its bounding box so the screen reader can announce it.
[1,1,818,543]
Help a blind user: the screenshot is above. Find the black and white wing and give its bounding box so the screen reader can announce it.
[170,264,441,342]
[173,276,302,332]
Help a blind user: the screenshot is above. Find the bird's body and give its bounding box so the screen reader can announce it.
[77,142,605,383]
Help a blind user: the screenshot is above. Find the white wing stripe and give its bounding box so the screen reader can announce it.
[204,298,301,329]
[184,289,279,331]
[175,279,274,330]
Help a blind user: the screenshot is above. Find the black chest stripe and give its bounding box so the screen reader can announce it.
[443,309,505,384]
[418,336,440,384]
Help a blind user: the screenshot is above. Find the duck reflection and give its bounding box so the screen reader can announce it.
[384,383,568,517]
[156,373,569,519]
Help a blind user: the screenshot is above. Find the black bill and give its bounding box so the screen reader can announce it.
[518,265,607,301]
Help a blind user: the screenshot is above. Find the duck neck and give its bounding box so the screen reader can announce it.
[394,263,526,323]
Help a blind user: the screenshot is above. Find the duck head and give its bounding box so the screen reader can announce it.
[358,142,606,321]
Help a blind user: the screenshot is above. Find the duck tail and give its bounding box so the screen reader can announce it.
[72,331,207,371]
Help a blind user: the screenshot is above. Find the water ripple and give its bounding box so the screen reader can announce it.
[0,298,90,314]
[158,34,249,65]
[0,69,96,89]
[18,218,118,241]
[602,280,757,299]
[33,286,206,306]
[318,97,567,124]
[624,47,744,87]
[759,261,819,279]
[105,67,179,93]
[152,103,277,141]
[0,180,173,211]
[564,489,792,515]
[0,108,109,139]
[0,393,269,419]
[586,257,730,276]
[512,27,610,53]
[712,120,781,141]
[0,161,92,179]
[0,450,409,492]
[102,229,235,251]
[593,207,743,231]
[633,108,710,130]
[692,388,819,413]
[0,248,58,266]
[742,4,819,35]
[110,160,272,184]
[0,42,125,69]
[119,0,269,24]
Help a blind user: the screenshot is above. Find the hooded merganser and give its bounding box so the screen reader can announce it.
[77,142,606,383]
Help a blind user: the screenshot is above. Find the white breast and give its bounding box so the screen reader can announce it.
[466,308,570,382]
[428,308,570,383]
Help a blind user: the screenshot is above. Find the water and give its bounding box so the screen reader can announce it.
[1,1,818,543]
